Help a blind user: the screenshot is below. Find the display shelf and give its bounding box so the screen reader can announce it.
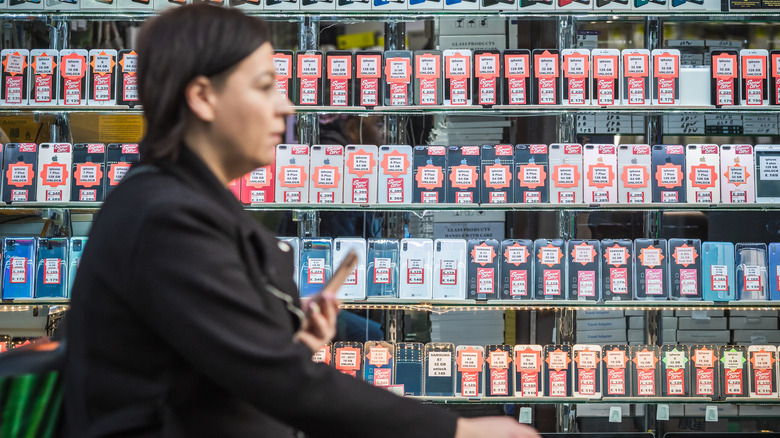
[409,396,773,404]
[293,105,780,116]
[0,302,69,314]
[340,299,780,313]
[3,105,780,116]
[1,202,779,214]
[6,11,780,23]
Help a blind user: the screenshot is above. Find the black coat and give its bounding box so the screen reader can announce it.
[63,148,458,438]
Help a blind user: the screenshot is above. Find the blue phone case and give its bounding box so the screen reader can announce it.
[769,243,780,300]
[395,342,424,396]
[702,242,735,302]
[424,343,455,396]
[367,239,399,298]
[36,238,68,299]
[2,238,36,299]
[68,237,87,297]
[298,238,332,298]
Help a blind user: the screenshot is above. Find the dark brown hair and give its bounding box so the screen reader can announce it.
[136,5,270,164]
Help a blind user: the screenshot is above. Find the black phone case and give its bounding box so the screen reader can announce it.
[601,239,633,301]
[514,144,549,203]
[660,345,690,397]
[691,345,720,399]
[324,51,354,107]
[473,50,501,108]
[273,50,295,104]
[720,345,748,398]
[384,51,413,107]
[72,143,106,202]
[634,238,669,300]
[602,345,630,397]
[88,51,117,104]
[500,239,534,300]
[710,50,740,107]
[669,238,702,300]
[534,238,566,300]
[480,144,514,204]
[486,345,514,396]
[2,143,38,203]
[446,146,481,204]
[651,145,686,203]
[295,50,324,106]
[413,50,443,106]
[631,345,661,397]
[572,346,601,398]
[117,50,139,107]
[532,49,560,105]
[567,239,601,301]
[502,50,531,105]
[468,239,500,301]
[412,146,447,204]
[104,143,140,197]
[356,51,383,108]
[543,345,572,397]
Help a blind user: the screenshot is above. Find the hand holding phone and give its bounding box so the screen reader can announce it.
[296,251,358,352]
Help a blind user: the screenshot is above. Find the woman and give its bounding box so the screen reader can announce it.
[63,5,540,438]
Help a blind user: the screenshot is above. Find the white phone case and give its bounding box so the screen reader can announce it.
[443,50,473,106]
[549,143,583,204]
[720,145,755,203]
[572,344,602,399]
[755,145,780,203]
[591,49,620,106]
[309,145,344,204]
[399,238,433,300]
[378,145,413,204]
[343,144,378,204]
[651,49,680,105]
[561,49,591,106]
[275,144,310,203]
[583,144,617,203]
[621,49,651,105]
[87,49,118,106]
[617,144,652,204]
[432,239,467,300]
[58,49,89,106]
[1,49,29,106]
[29,49,59,106]
[685,144,720,204]
[36,143,72,203]
[333,237,367,300]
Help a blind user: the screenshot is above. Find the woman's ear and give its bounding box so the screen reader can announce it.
[184,76,217,123]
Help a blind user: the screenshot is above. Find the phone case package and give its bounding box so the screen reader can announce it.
[736,243,768,300]
[333,237,367,300]
[104,144,140,196]
[601,239,633,301]
[652,144,686,203]
[634,238,668,300]
[740,49,768,106]
[384,51,413,106]
[413,146,447,204]
[325,51,354,107]
[425,343,455,396]
[686,144,720,203]
[68,237,86,295]
[468,239,500,300]
[29,49,58,105]
[660,345,690,397]
[514,345,543,397]
[602,345,630,397]
[446,145,481,204]
[691,345,719,399]
[295,51,323,106]
[333,341,363,378]
[37,143,72,203]
[486,345,513,397]
[500,239,533,300]
[720,144,755,203]
[275,144,310,204]
[583,144,617,203]
[573,344,602,399]
[621,49,650,105]
[310,145,343,204]
[631,345,661,397]
[474,50,500,107]
[35,237,68,299]
[702,241,735,302]
[514,144,549,203]
[432,239,467,300]
[88,49,117,106]
[651,49,680,105]
[272,51,294,103]
[356,51,383,107]
[748,345,777,397]
[367,238,399,298]
[592,49,620,106]
[414,50,442,106]
[618,144,652,203]
[543,345,572,397]
[532,49,560,105]
[481,144,514,204]
[549,143,583,204]
[399,238,433,300]
[2,238,36,299]
[364,341,394,387]
[395,342,424,396]
[72,143,106,203]
[378,145,413,204]
[1,49,29,105]
[242,164,275,204]
[711,50,739,106]
[562,49,590,106]
[503,50,531,105]
[534,238,566,300]
[567,239,601,301]
[344,144,378,204]
[456,346,485,397]
[3,143,38,203]
[298,237,332,298]
[720,345,748,398]
[669,238,702,300]
[443,50,472,106]
[58,49,89,106]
